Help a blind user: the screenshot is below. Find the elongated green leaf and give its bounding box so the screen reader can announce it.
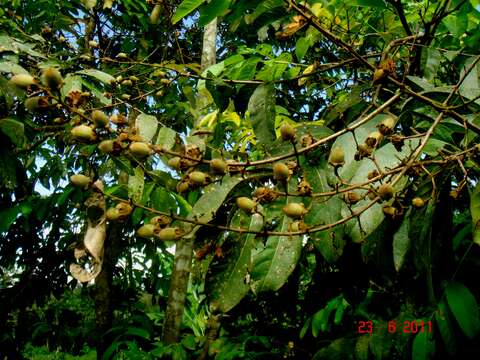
[347,0,387,8]
[61,74,82,100]
[0,61,29,74]
[0,205,21,233]
[435,300,457,355]
[469,181,480,246]
[209,212,263,313]
[248,84,276,146]
[172,0,205,24]
[355,336,370,360]
[77,69,115,84]
[199,0,232,27]
[445,282,480,339]
[0,118,24,146]
[156,126,177,150]
[135,114,158,143]
[128,166,144,203]
[393,209,411,271]
[412,330,435,360]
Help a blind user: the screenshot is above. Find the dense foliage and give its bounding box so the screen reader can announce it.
[1,0,480,358]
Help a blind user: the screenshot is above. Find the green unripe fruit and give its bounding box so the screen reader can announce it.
[176,181,189,193]
[121,93,131,100]
[150,4,161,24]
[42,67,63,89]
[10,74,36,88]
[168,157,181,170]
[129,142,151,157]
[283,203,308,218]
[137,224,156,238]
[378,183,395,201]
[236,197,255,213]
[121,79,133,87]
[329,147,345,167]
[157,227,178,241]
[92,110,110,127]
[280,123,296,141]
[344,191,360,204]
[25,96,49,112]
[98,140,115,154]
[210,158,227,175]
[377,116,395,136]
[412,197,425,208]
[189,171,206,185]
[273,163,290,181]
[382,205,398,217]
[70,174,91,188]
[105,207,120,221]
[149,215,171,226]
[116,52,128,59]
[71,125,95,141]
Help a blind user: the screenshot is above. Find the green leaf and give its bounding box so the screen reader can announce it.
[151,186,177,213]
[248,84,276,146]
[0,205,21,233]
[445,282,480,339]
[393,209,411,271]
[172,0,206,24]
[469,180,480,246]
[128,166,144,203]
[76,69,115,84]
[355,336,370,360]
[347,0,387,8]
[156,126,177,150]
[0,61,29,74]
[411,330,435,360]
[0,118,24,146]
[60,74,82,100]
[0,35,45,58]
[199,0,232,27]
[135,113,158,143]
[295,37,310,61]
[435,300,457,356]
[209,213,263,313]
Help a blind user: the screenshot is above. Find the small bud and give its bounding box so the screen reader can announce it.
[91,110,110,127]
[280,123,296,141]
[71,125,95,142]
[70,174,91,188]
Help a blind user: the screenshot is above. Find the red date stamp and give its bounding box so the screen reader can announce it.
[357,320,432,335]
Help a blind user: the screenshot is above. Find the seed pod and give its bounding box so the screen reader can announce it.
[157,227,179,241]
[129,142,151,158]
[116,52,128,59]
[301,134,314,148]
[161,78,171,85]
[10,74,36,88]
[273,163,290,181]
[328,147,345,167]
[210,158,227,175]
[24,96,49,112]
[70,174,91,188]
[147,80,156,86]
[236,197,255,214]
[150,4,161,24]
[176,181,189,193]
[149,215,171,226]
[344,191,361,204]
[137,224,156,238]
[378,183,395,201]
[42,67,63,89]
[412,197,425,208]
[168,157,181,170]
[373,68,386,84]
[365,131,382,148]
[354,143,373,160]
[121,79,133,87]
[92,110,110,127]
[382,205,398,217]
[115,202,133,219]
[189,171,207,185]
[377,116,395,136]
[105,207,120,221]
[71,125,95,142]
[121,94,131,100]
[98,140,115,154]
[283,203,308,218]
[280,123,296,141]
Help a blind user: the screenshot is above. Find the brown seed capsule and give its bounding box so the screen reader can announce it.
[236,197,255,214]
[355,143,373,160]
[283,203,308,218]
[24,96,49,112]
[129,142,151,158]
[71,125,95,142]
[115,202,133,219]
[382,205,398,217]
[365,131,382,148]
[328,147,345,167]
[273,163,290,181]
[70,174,91,188]
[92,110,110,127]
[176,181,190,193]
[344,191,361,204]
[189,171,207,185]
[149,215,171,226]
[105,207,120,221]
[252,187,277,203]
[157,227,179,241]
[10,74,36,88]
[297,178,312,196]
[98,140,115,154]
[412,197,425,208]
[301,134,314,148]
[121,79,133,87]
[377,116,395,136]
[378,183,395,201]
[42,67,63,89]
[137,224,156,238]
[210,158,227,175]
[168,157,181,170]
[280,123,296,141]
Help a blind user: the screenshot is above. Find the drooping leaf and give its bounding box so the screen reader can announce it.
[445,282,480,339]
[393,209,411,271]
[172,0,205,24]
[248,84,276,146]
[199,0,232,27]
[411,330,435,360]
[435,300,457,356]
[0,118,24,146]
[76,69,115,84]
[135,113,158,143]
[0,61,29,74]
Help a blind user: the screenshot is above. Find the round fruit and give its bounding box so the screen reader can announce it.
[210,158,227,175]
[329,147,345,167]
[283,203,308,218]
[10,74,36,88]
[150,4,161,24]
[280,123,296,141]
[70,174,91,188]
[115,202,133,219]
[92,110,110,127]
[121,79,133,87]
[149,215,171,226]
[98,140,115,154]
[366,131,382,148]
[157,227,178,241]
[377,183,395,200]
[412,197,425,208]
[168,157,181,170]
[373,68,386,83]
[273,163,290,181]
[25,96,49,112]
[137,224,156,238]
[382,205,397,217]
[105,207,120,221]
[176,181,189,193]
[344,191,360,204]
[71,125,95,141]
[129,142,151,157]
[236,197,255,213]
[42,67,63,89]
[121,93,131,100]
[377,116,395,136]
[189,171,206,185]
